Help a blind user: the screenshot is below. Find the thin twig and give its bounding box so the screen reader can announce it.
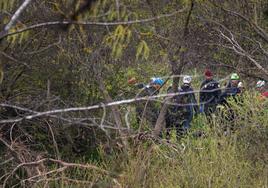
[3,158,125,187]
[44,119,60,160]
[0,157,14,166]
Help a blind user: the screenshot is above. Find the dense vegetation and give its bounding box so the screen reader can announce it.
[1,0,268,187]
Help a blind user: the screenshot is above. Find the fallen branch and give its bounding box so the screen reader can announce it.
[3,158,125,187]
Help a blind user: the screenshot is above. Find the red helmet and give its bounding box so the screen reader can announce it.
[205,70,212,77]
[128,78,137,84]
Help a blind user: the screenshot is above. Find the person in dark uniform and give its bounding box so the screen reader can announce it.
[166,76,198,137]
[136,78,163,127]
[218,76,241,132]
[199,70,221,122]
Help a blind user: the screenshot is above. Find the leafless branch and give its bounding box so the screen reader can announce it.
[0,157,14,166]
[44,119,60,160]
[0,51,31,68]
[213,27,268,77]
[125,108,130,130]
[21,37,61,55]
[209,60,266,81]
[0,135,15,152]
[3,158,125,187]
[85,11,110,20]
[100,103,106,132]
[10,166,67,188]
[0,8,187,39]
[37,176,93,186]
[0,0,32,42]
[0,86,226,126]
[255,41,268,57]
[0,9,12,17]
[209,0,268,43]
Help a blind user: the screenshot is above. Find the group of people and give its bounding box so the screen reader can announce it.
[128,70,268,137]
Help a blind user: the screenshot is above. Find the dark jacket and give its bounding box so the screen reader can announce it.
[166,85,197,125]
[139,85,158,97]
[200,79,221,104]
[136,85,159,126]
[218,86,240,106]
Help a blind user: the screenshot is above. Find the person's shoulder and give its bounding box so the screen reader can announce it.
[148,85,158,95]
[188,87,194,92]
[149,85,156,90]
[137,83,144,89]
[211,79,219,83]
[231,86,238,93]
[201,80,206,85]
[220,91,229,97]
[211,79,220,86]
[262,92,268,97]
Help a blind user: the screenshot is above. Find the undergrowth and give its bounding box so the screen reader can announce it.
[3,92,268,188]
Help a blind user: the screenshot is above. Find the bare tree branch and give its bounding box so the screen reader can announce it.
[153,1,195,137]
[0,157,14,166]
[0,51,31,68]
[0,8,187,40]
[44,119,60,161]
[0,0,33,43]
[209,0,268,43]
[21,37,61,55]
[0,86,226,125]
[214,27,268,77]
[18,166,67,187]
[209,60,267,81]
[3,158,125,187]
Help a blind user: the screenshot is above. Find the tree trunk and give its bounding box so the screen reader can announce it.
[153,1,194,137]
[93,67,129,148]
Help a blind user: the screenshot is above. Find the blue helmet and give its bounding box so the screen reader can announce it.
[154,78,163,85]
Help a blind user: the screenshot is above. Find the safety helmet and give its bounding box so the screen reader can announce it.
[150,77,156,84]
[256,80,265,88]
[237,81,244,88]
[230,73,239,80]
[183,76,191,84]
[128,78,136,84]
[154,78,163,85]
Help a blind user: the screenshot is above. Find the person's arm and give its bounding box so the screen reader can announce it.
[199,82,205,103]
[190,89,199,114]
[215,81,222,101]
[137,83,144,89]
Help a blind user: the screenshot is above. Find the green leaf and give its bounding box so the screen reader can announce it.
[136,41,144,59]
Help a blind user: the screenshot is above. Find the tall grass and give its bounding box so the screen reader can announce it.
[42,92,268,187]
[5,92,268,188]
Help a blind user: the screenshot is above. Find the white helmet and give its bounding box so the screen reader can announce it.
[256,80,265,88]
[237,81,244,88]
[183,76,191,84]
[149,77,156,84]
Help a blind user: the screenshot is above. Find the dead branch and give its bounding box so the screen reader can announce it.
[3,158,125,187]
[0,0,33,43]
[44,119,60,160]
[0,157,14,166]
